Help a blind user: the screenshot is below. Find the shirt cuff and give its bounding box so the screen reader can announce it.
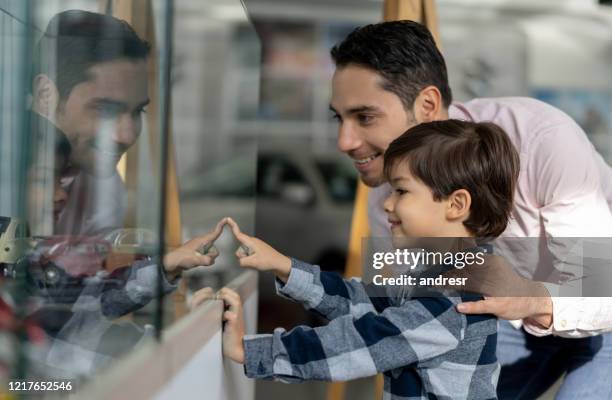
[522,282,555,337]
[522,294,580,337]
[274,258,317,301]
[243,334,275,379]
[133,259,179,294]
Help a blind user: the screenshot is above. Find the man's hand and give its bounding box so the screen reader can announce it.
[444,254,553,328]
[456,295,553,328]
[217,287,246,364]
[163,218,227,280]
[226,217,292,282]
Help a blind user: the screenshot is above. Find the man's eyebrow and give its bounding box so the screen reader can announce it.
[90,98,128,111]
[328,104,383,114]
[89,98,150,111]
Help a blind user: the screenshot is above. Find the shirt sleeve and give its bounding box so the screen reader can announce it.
[524,296,612,338]
[524,119,612,337]
[275,258,394,321]
[242,296,464,382]
[100,259,178,318]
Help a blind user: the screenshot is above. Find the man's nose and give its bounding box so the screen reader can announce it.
[112,114,141,147]
[337,123,362,154]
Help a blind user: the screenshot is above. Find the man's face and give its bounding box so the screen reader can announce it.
[330,65,416,187]
[54,59,149,176]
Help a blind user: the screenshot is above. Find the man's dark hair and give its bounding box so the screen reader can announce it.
[33,10,150,100]
[330,20,452,109]
[383,120,519,237]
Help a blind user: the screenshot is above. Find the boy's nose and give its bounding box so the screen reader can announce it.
[53,186,68,204]
[383,193,394,214]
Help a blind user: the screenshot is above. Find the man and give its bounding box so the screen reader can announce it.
[32,9,148,235]
[329,20,612,399]
[31,10,222,286]
[26,10,224,377]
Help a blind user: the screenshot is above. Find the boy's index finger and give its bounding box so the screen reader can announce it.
[227,217,250,243]
[227,217,241,234]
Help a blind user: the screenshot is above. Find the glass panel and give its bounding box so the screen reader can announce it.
[0,0,174,389]
[172,0,259,305]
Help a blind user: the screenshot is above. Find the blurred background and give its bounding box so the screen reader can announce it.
[1,0,612,398]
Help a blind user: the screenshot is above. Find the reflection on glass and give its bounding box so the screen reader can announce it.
[0,2,175,389]
[173,0,259,299]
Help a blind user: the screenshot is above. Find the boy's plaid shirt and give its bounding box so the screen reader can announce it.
[243,259,500,400]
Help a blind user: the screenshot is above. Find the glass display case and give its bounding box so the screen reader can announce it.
[0,0,260,393]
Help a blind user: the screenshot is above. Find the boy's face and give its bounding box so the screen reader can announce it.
[383,163,450,240]
[330,65,416,187]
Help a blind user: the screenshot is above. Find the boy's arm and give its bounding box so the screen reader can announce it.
[274,258,392,321]
[100,219,226,317]
[100,259,179,318]
[236,295,465,382]
[227,218,391,321]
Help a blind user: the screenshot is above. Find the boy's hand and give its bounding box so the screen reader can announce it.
[226,217,292,282]
[163,218,227,280]
[189,287,215,310]
[217,287,246,364]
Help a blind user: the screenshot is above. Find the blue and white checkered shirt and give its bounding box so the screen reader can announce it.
[243,259,500,400]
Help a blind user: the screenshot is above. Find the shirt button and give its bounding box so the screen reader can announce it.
[560,320,567,328]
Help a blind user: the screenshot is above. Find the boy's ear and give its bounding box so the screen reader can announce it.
[32,74,60,120]
[446,189,471,221]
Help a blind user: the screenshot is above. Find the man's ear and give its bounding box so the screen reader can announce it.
[412,85,443,123]
[446,189,471,222]
[32,74,60,120]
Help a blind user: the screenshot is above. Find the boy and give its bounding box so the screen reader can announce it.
[212,119,519,399]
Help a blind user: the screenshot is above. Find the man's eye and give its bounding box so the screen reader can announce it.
[358,114,373,124]
[95,105,121,117]
[330,113,341,122]
[132,107,147,117]
[395,188,408,195]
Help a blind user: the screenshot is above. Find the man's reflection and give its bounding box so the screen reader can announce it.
[32,9,149,235]
[15,10,222,380]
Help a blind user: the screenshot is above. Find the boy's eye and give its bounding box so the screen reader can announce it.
[330,113,341,122]
[395,188,408,195]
